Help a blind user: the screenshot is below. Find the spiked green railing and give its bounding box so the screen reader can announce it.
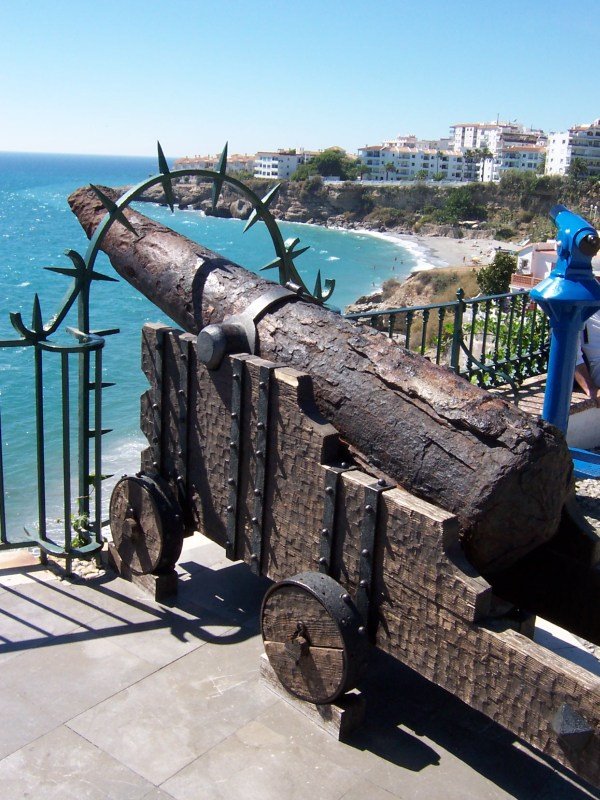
[85,141,335,305]
[0,142,335,563]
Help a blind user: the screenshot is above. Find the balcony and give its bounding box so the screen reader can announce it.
[509,273,544,290]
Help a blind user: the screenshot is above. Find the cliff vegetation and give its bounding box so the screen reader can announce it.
[140,171,599,244]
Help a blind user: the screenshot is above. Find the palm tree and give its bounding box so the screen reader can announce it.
[463,149,475,182]
[384,161,397,181]
[477,147,493,181]
[357,162,372,181]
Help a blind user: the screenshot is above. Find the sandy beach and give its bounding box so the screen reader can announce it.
[354,228,520,272]
[407,233,519,269]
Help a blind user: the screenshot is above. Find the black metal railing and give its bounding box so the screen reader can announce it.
[344,288,550,398]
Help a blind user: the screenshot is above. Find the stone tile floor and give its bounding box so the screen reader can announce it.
[0,534,598,800]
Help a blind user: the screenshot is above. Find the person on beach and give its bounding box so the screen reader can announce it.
[574,310,600,405]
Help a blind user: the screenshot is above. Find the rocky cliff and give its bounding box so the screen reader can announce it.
[139,177,381,229]
[137,174,600,241]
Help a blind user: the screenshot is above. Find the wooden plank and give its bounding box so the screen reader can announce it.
[264,641,345,702]
[330,470,374,592]
[262,367,341,582]
[184,344,233,547]
[376,486,492,623]
[261,584,344,648]
[234,355,275,567]
[159,330,194,526]
[376,581,600,787]
[107,542,177,602]
[140,323,174,475]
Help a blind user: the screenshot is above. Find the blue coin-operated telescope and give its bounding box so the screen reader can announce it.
[530,204,600,433]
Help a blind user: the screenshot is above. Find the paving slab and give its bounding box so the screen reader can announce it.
[0,538,599,800]
[68,633,278,786]
[161,718,359,800]
[0,631,157,759]
[140,789,178,800]
[0,725,157,800]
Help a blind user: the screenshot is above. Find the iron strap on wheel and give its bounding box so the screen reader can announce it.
[261,570,369,704]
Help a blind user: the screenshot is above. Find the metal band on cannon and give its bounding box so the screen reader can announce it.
[196,285,298,369]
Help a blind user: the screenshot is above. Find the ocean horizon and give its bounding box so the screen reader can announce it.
[0,150,420,540]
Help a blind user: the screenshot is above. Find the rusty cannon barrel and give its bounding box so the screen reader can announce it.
[69,185,572,574]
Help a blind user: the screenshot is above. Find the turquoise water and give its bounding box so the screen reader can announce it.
[0,151,417,536]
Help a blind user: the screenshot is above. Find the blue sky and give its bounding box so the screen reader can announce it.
[1,0,598,158]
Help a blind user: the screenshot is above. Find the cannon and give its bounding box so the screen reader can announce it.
[68,172,600,789]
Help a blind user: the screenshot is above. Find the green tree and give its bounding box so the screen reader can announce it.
[291,161,318,181]
[568,157,589,181]
[535,154,546,175]
[463,149,477,182]
[414,169,428,181]
[292,148,360,181]
[384,161,397,181]
[435,186,487,223]
[476,250,517,295]
[357,161,372,180]
[463,147,492,182]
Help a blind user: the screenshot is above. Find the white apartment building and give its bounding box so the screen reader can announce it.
[482,145,546,182]
[451,121,547,182]
[486,125,546,154]
[359,123,548,184]
[545,119,600,177]
[451,121,543,152]
[451,122,496,152]
[382,134,452,151]
[358,141,466,182]
[254,150,316,179]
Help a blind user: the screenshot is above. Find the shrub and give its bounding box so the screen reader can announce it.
[476,251,517,295]
[494,227,517,241]
[434,186,487,224]
[364,206,406,228]
[382,277,402,299]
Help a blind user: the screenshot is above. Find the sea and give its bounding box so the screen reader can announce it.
[0,151,424,539]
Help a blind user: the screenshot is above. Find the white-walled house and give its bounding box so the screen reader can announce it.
[173,153,255,174]
[546,120,600,177]
[510,242,557,291]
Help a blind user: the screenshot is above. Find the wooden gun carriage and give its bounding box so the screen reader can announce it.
[65,175,599,789]
[109,321,600,790]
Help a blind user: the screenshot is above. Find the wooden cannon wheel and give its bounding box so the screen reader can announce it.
[109,475,184,575]
[261,571,369,704]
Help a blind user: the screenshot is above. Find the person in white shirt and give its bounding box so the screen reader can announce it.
[574,311,600,405]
